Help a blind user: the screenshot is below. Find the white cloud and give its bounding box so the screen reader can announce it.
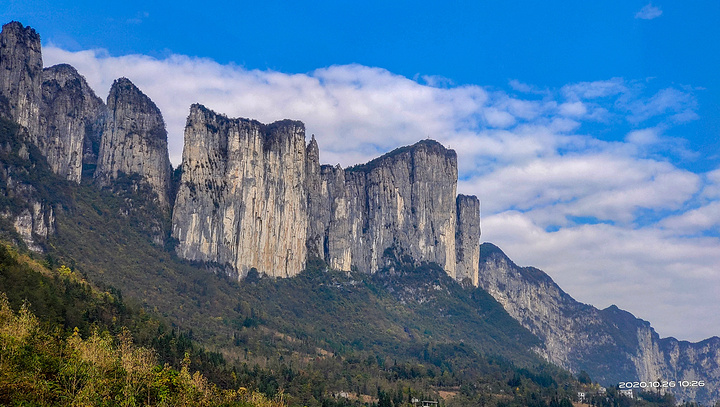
[624,87,697,123]
[558,101,587,117]
[463,152,699,225]
[41,45,719,341]
[635,3,663,20]
[561,78,626,100]
[483,108,516,128]
[625,127,661,145]
[660,202,720,235]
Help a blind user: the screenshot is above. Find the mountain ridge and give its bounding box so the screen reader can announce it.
[477,242,720,403]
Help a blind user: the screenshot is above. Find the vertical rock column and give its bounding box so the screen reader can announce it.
[0,21,42,137]
[305,135,327,259]
[455,194,480,286]
[95,77,172,207]
[172,104,309,278]
[39,64,105,183]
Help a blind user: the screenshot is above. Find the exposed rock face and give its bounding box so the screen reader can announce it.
[0,119,56,252]
[95,78,172,207]
[173,107,482,282]
[311,140,462,274]
[12,200,54,252]
[39,64,105,182]
[0,23,106,184]
[477,243,720,404]
[0,22,42,138]
[455,194,480,285]
[172,104,308,278]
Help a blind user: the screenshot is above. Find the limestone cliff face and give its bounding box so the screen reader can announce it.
[95,78,172,207]
[0,22,106,184]
[39,64,105,182]
[310,140,462,275]
[11,199,54,252]
[173,107,482,282]
[455,195,480,285]
[0,21,42,138]
[172,104,308,278]
[477,243,720,403]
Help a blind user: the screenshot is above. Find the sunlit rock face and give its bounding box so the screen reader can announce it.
[172,104,310,278]
[95,77,173,208]
[309,139,464,275]
[173,105,481,282]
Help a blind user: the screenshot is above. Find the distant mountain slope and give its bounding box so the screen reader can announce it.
[477,242,720,404]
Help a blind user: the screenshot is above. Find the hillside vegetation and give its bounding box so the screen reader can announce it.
[0,243,285,406]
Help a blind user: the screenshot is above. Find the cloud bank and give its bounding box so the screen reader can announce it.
[42,45,720,341]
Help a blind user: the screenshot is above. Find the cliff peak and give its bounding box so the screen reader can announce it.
[96,76,172,207]
[44,63,78,75]
[346,138,455,173]
[40,61,105,182]
[0,20,43,136]
[1,21,40,43]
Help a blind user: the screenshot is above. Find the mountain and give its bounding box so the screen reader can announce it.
[0,20,719,405]
[478,243,720,403]
[172,104,480,281]
[96,77,172,208]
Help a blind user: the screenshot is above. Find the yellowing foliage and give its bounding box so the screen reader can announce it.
[0,293,286,407]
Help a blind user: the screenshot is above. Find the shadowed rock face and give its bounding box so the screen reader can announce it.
[95,77,172,207]
[0,21,42,138]
[40,64,105,183]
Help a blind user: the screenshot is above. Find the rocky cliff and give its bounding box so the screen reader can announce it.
[40,64,105,182]
[172,106,481,281]
[0,22,481,276]
[308,140,474,277]
[0,22,106,184]
[477,243,720,403]
[95,77,172,208]
[0,22,174,250]
[455,194,481,286]
[0,118,56,252]
[172,104,309,278]
[0,21,42,139]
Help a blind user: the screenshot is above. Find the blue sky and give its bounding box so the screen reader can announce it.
[3,1,720,341]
